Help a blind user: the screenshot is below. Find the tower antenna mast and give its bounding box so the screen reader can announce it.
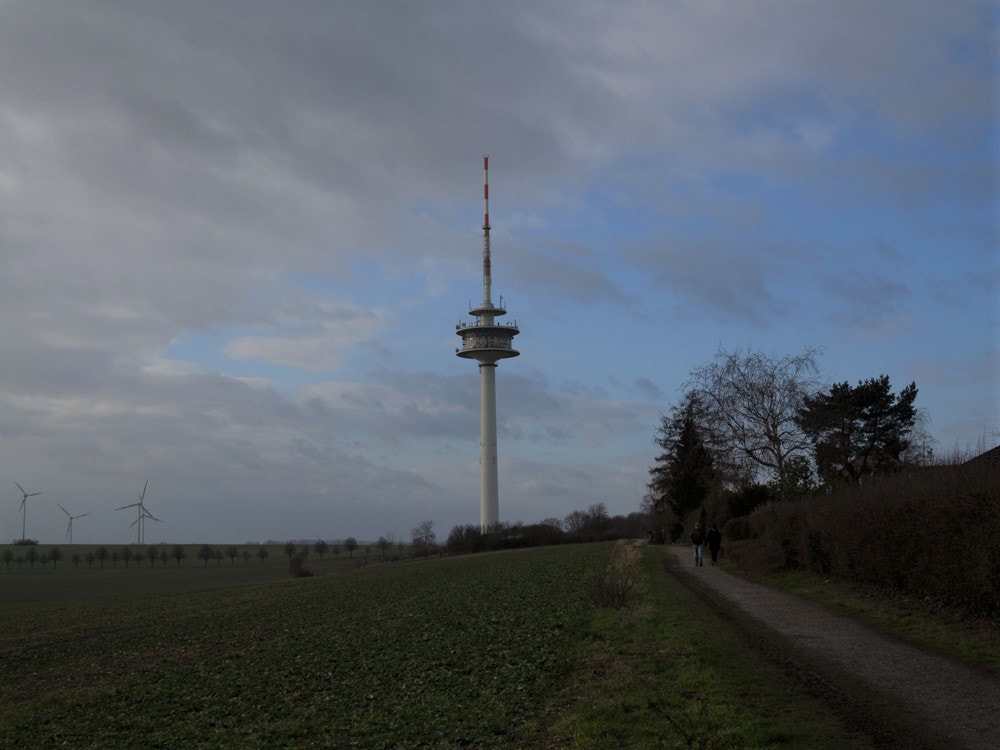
[456,155,521,530]
[482,154,491,307]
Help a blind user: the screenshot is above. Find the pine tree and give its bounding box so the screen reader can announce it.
[649,392,716,539]
[797,375,918,485]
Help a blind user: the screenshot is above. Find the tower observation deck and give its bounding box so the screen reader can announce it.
[455,155,520,530]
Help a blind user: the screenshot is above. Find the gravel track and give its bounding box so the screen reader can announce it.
[661,546,1000,749]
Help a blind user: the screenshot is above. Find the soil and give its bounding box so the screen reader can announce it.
[662,546,1000,750]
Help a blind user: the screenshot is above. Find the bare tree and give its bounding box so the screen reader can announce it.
[226,546,239,565]
[146,545,158,568]
[313,540,328,560]
[410,521,435,557]
[171,545,187,567]
[344,537,358,558]
[586,503,610,533]
[256,546,269,565]
[563,510,587,535]
[688,346,822,484]
[376,535,391,560]
[49,546,62,569]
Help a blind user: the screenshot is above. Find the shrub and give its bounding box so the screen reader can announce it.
[288,552,313,578]
[586,542,638,609]
[722,516,754,541]
[735,460,1000,617]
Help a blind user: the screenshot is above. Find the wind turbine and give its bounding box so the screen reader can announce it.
[116,481,161,544]
[58,504,91,544]
[129,506,161,544]
[15,482,41,542]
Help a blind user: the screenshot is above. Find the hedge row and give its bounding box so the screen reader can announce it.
[729,462,999,617]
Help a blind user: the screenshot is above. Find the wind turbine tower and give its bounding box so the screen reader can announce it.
[456,155,520,530]
[116,480,161,545]
[15,482,41,542]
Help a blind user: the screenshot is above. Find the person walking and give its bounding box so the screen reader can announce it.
[707,523,722,565]
[690,522,705,567]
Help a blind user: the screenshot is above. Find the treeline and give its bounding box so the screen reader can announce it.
[0,544,269,569]
[445,503,649,555]
[646,346,999,617]
[648,347,928,540]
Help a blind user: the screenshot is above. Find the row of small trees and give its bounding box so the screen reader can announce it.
[2,536,423,573]
[3,544,188,569]
[0,544,275,570]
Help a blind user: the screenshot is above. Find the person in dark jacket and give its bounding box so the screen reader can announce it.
[690,522,705,567]
[706,524,722,565]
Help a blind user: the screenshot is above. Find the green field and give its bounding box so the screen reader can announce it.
[1,543,871,749]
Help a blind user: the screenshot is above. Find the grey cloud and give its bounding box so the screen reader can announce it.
[506,241,634,307]
[633,377,662,399]
[822,275,911,327]
[633,239,790,326]
[0,1,993,541]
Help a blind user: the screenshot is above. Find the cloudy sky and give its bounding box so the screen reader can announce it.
[2,1,996,545]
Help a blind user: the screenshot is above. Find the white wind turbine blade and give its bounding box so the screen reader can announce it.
[115,501,140,511]
[58,504,72,518]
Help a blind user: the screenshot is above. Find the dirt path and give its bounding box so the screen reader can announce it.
[661,545,1000,749]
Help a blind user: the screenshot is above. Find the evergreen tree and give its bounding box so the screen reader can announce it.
[797,375,918,486]
[649,392,716,538]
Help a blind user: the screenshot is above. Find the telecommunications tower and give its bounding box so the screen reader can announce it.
[456,155,520,530]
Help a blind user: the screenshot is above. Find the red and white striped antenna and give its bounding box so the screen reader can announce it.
[483,154,490,230]
[482,154,492,306]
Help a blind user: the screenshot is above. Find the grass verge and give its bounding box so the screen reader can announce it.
[522,543,874,749]
[721,539,1000,675]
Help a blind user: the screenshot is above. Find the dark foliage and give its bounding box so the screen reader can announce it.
[288,552,313,577]
[735,456,999,617]
[798,375,918,486]
[727,484,771,518]
[649,393,716,538]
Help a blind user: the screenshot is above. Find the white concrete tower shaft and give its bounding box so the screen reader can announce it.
[455,155,520,530]
[479,360,498,526]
